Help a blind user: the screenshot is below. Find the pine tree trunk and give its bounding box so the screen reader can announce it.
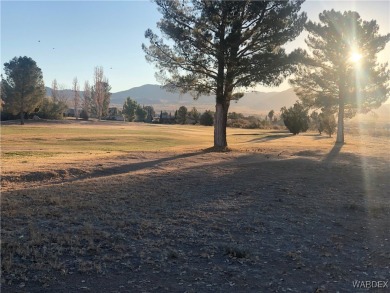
[336,92,345,144]
[214,101,229,149]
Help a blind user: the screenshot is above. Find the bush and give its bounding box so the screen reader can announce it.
[321,112,337,137]
[246,116,261,129]
[227,118,246,128]
[310,111,324,134]
[200,110,214,126]
[80,109,89,120]
[311,111,337,137]
[281,102,309,135]
[227,117,260,129]
[36,97,67,120]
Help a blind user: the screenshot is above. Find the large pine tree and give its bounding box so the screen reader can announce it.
[143,0,306,149]
[2,56,45,125]
[290,10,390,144]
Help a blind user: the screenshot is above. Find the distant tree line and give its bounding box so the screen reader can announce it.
[120,99,215,126]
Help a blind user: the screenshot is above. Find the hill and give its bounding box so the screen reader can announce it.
[110,84,297,115]
[45,87,75,99]
[229,88,298,115]
[45,84,389,118]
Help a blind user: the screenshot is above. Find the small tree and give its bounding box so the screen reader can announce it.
[73,77,80,119]
[320,111,337,137]
[310,111,324,135]
[281,102,309,135]
[92,66,111,120]
[83,81,92,117]
[102,81,111,118]
[200,110,214,126]
[177,106,188,125]
[144,105,155,122]
[188,107,200,124]
[122,97,138,122]
[51,79,59,102]
[79,109,89,120]
[36,97,67,120]
[268,110,275,125]
[57,84,69,105]
[2,56,45,124]
[135,105,147,122]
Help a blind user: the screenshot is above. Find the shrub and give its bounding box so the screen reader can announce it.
[310,111,324,134]
[281,102,309,135]
[321,112,337,137]
[36,97,67,120]
[80,109,89,120]
[227,117,260,129]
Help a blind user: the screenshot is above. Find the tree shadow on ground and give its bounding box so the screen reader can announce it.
[1,151,207,188]
[322,143,343,165]
[2,147,389,293]
[232,130,289,136]
[69,150,210,180]
[248,133,292,143]
[313,135,332,140]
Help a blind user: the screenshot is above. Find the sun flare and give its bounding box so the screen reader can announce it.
[349,52,362,63]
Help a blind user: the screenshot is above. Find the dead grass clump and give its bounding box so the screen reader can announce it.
[224,245,249,259]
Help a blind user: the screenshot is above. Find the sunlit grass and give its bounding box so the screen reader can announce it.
[2,122,288,158]
[1,123,195,154]
[2,120,387,177]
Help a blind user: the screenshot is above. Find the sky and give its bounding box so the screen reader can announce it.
[1,0,389,93]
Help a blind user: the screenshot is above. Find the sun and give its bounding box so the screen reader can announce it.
[349,51,362,63]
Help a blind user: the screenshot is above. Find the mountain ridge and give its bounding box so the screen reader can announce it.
[45,84,390,118]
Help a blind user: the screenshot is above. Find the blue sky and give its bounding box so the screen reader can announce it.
[1,1,389,93]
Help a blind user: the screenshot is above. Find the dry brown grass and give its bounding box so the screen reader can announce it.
[1,120,389,292]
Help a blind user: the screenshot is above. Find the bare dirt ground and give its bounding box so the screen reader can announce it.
[1,123,390,292]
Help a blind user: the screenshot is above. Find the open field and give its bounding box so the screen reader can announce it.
[1,120,389,292]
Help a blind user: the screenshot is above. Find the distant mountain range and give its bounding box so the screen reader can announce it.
[45,84,390,118]
[110,84,299,115]
[46,84,297,115]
